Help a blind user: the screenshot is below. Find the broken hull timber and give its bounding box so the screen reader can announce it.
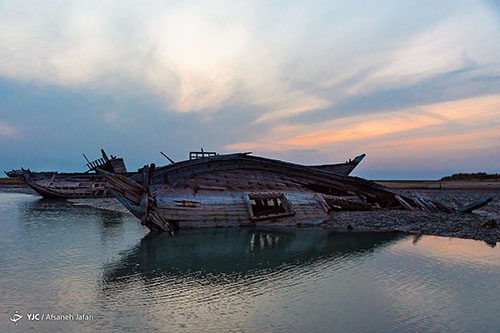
[100,153,442,233]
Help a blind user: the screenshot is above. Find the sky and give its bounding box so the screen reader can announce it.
[0,0,499,179]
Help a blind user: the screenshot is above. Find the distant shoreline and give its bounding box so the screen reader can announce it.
[374,180,500,189]
[0,177,24,185]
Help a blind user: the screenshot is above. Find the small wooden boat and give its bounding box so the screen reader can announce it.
[16,150,132,199]
[99,152,463,233]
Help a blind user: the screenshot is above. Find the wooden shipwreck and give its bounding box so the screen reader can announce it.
[15,150,131,199]
[98,152,487,233]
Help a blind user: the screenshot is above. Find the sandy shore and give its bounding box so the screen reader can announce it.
[1,179,498,243]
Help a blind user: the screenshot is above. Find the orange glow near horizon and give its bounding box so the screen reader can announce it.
[227,95,500,156]
[278,114,442,147]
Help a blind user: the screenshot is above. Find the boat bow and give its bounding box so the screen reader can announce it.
[97,168,176,232]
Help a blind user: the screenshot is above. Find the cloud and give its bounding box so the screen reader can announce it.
[0,0,499,178]
[0,1,330,114]
[1,1,497,116]
[226,94,500,174]
[286,66,500,126]
[347,8,500,94]
[0,122,16,137]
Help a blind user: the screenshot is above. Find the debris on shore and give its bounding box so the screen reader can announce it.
[322,189,499,243]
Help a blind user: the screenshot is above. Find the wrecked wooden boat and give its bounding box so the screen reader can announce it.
[98,152,488,233]
[16,150,131,199]
[5,169,24,178]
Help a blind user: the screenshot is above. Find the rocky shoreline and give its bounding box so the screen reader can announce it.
[321,189,499,244]
[324,209,499,245]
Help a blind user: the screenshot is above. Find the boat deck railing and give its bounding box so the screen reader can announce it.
[189,149,218,160]
[86,158,108,171]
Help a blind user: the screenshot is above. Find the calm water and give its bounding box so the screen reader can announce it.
[0,192,499,332]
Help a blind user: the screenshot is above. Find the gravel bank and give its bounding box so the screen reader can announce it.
[323,189,499,244]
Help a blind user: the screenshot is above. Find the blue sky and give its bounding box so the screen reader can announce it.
[0,0,499,179]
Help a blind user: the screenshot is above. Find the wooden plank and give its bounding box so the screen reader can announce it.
[395,195,414,210]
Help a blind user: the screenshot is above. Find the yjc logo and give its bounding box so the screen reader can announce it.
[10,311,23,325]
[26,313,41,320]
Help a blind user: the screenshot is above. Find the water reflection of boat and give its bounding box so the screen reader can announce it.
[19,197,129,234]
[102,229,402,287]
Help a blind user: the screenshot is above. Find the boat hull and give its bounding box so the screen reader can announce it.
[20,171,135,199]
[147,190,329,230]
